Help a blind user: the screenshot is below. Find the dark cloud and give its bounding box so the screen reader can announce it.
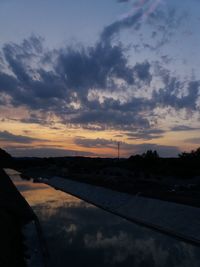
[151,64,200,111]
[117,0,129,2]
[20,113,47,125]
[0,6,199,140]
[152,80,200,110]
[0,36,154,131]
[0,130,47,144]
[56,41,134,96]
[74,137,180,157]
[0,37,136,110]
[0,34,199,134]
[106,1,181,44]
[1,35,199,133]
[0,72,18,93]
[126,128,165,140]
[71,95,155,130]
[133,61,152,83]
[0,37,68,111]
[101,12,142,42]
[3,36,43,83]
[70,108,150,130]
[171,125,199,132]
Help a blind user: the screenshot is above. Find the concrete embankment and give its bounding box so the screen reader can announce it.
[0,169,44,267]
[0,168,35,267]
[47,176,200,246]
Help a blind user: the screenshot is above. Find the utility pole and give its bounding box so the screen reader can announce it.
[117,142,120,160]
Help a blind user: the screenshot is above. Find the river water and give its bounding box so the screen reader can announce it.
[7,169,200,267]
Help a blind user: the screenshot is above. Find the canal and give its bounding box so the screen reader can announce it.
[7,169,200,267]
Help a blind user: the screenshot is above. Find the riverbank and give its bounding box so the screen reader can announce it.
[0,169,35,267]
[47,176,200,246]
[6,169,200,267]
[13,156,200,209]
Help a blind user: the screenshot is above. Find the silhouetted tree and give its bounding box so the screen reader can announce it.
[142,150,159,159]
[179,147,200,159]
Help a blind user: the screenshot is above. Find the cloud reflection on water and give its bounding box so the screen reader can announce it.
[8,170,200,267]
[35,199,200,267]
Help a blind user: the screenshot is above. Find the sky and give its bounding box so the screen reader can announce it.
[0,0,200,158]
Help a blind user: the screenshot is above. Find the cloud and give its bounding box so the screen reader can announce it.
[152,79,200,111]
[133,61,152,83]
[126,128,165,140]
[0,72,18,93]
[20,114,47,125]
[20,112,58,126]
[5,147,94,157]
[74,137,180,157]
[108,0,172,44]
[115,1,188,54]
[0,37,136,109]
[0,36,154,131]
[171,125,199,132]
[117,0,129,2]
[70,107,150,130]
[0,130,46,144]
[3,36,43,83]
[184,138,200,144]
[0,4,199,142]
[101,12,142,42]
[56,41,135,96]
[75,137,118,149]
[1,34,199,134]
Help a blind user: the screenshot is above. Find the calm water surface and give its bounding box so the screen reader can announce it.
[7,169,200,267]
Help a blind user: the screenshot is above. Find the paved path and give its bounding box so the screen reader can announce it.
[47,176,200,246]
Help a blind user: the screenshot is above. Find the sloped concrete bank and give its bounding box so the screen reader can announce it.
[0,169,46,267]
[0,168,34,267]
[47,176,200,246]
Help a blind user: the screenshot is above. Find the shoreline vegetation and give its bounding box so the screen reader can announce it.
[1,147,200,208]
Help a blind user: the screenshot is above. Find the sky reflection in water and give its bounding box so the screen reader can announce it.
[9,170,200,267]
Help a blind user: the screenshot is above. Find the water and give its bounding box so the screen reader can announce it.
[7,169,200,267]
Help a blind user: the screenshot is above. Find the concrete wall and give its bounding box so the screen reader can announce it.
[47,177,200,246]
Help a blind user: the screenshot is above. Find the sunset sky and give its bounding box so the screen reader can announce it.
[0,0,200,157]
